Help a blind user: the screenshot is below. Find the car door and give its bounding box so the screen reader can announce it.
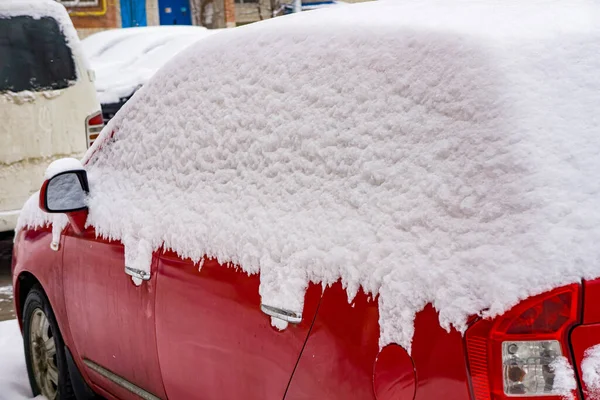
[62,225,166,400]
[155,250,322,400]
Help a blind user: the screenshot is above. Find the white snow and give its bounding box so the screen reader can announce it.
[17,192,67,246]
[0,320,43,400]
[18,0,600,352]
[94,31,218,104]
[86,26,212,103]
[550,356,577,399]
[20,157,82,242]
[43,158,84,180]
[582,344,600,399]
[81,25,208,61]
[0,286,13,299]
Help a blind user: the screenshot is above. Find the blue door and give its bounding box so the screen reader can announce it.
[120,0,147,27]
[158,0,192,25]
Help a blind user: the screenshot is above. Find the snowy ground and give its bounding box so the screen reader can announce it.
[0,284,15,321]
[0,319,41,400]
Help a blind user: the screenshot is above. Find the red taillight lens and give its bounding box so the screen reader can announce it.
[466,284,581,400]
[88,113,103,126]
[86,111,104,148]
[505,292,573,335]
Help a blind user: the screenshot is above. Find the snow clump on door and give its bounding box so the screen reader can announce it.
[18,0,600,352]
[582,344,600,399]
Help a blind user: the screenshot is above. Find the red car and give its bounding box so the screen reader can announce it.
[11,1,600,400]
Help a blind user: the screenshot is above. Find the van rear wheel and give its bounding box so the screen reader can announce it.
[22,285,75,400]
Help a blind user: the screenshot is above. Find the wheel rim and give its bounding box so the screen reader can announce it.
[29,307,58,400]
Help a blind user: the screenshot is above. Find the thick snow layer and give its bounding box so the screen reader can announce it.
[43,158,84,180]
[17,192,67,246]
[82,25,208,61]
[18,0,600,351]
[550,356,577,399]
[0,320,43,400]
[94,32,217,104]
[88,26,210,102]
[0,0,86,71]
[582,344,600,399]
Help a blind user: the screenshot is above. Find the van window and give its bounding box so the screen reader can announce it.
[0,16,76,93]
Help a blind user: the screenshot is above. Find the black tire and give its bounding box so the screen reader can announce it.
[22,285,75,400]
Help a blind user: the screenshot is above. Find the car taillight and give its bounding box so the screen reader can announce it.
[86,111,104,148]
[466,284,581,399]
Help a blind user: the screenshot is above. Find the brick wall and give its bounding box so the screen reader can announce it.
[69,0,120,30]
[224,0,236,27]
[235,1,269,24]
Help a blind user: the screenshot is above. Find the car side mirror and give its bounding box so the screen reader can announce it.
[40,165,89,214]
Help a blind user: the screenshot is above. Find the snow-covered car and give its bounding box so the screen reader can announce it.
[0,0,102,236]
[96,31,219,123]
[80,25,199,61]
[11,1,600,399]
[82,26,213,125]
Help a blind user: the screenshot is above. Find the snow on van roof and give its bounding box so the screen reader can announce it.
[21,0,600,351]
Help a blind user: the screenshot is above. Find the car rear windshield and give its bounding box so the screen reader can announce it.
[0,16,76,93]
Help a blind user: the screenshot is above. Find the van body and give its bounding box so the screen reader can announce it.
[0,0,102,233]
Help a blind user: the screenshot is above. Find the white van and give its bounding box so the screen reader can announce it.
[0,0,102,235]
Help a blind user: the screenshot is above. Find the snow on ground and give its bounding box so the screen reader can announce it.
[0,286,15,321]
[18,0,600,352]
[0,320,41,400]
[0,286,12,297]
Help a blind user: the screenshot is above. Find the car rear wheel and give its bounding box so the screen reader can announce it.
[23,285,75,400]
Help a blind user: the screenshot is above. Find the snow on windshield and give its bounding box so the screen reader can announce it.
[20,0,600,351]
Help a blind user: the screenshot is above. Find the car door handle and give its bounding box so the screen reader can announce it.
[125,266,150,281]
[260,304,302,324]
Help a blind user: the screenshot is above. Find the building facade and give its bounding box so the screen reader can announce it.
[56,0,370,37]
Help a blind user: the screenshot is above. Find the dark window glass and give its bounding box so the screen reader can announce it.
[0,16,76,92]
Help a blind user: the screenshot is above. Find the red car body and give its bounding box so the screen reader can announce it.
[11,206,600,399]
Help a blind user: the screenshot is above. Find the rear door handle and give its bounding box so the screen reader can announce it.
[260,304,302,324]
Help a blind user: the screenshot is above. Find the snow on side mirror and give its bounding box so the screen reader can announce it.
[39,158,89,213]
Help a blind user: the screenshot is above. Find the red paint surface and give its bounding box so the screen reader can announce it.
[286,284,470,400]
[62,226,166,400]
[155,252,321,400]
[583,278,600,324]
[373,345,416,400]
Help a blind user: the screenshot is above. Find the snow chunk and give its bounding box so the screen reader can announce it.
[79,0,600,351]
[550,356,577,399]
[582,344,600,399]
[16,192,68,245]
[44,158,84,180]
